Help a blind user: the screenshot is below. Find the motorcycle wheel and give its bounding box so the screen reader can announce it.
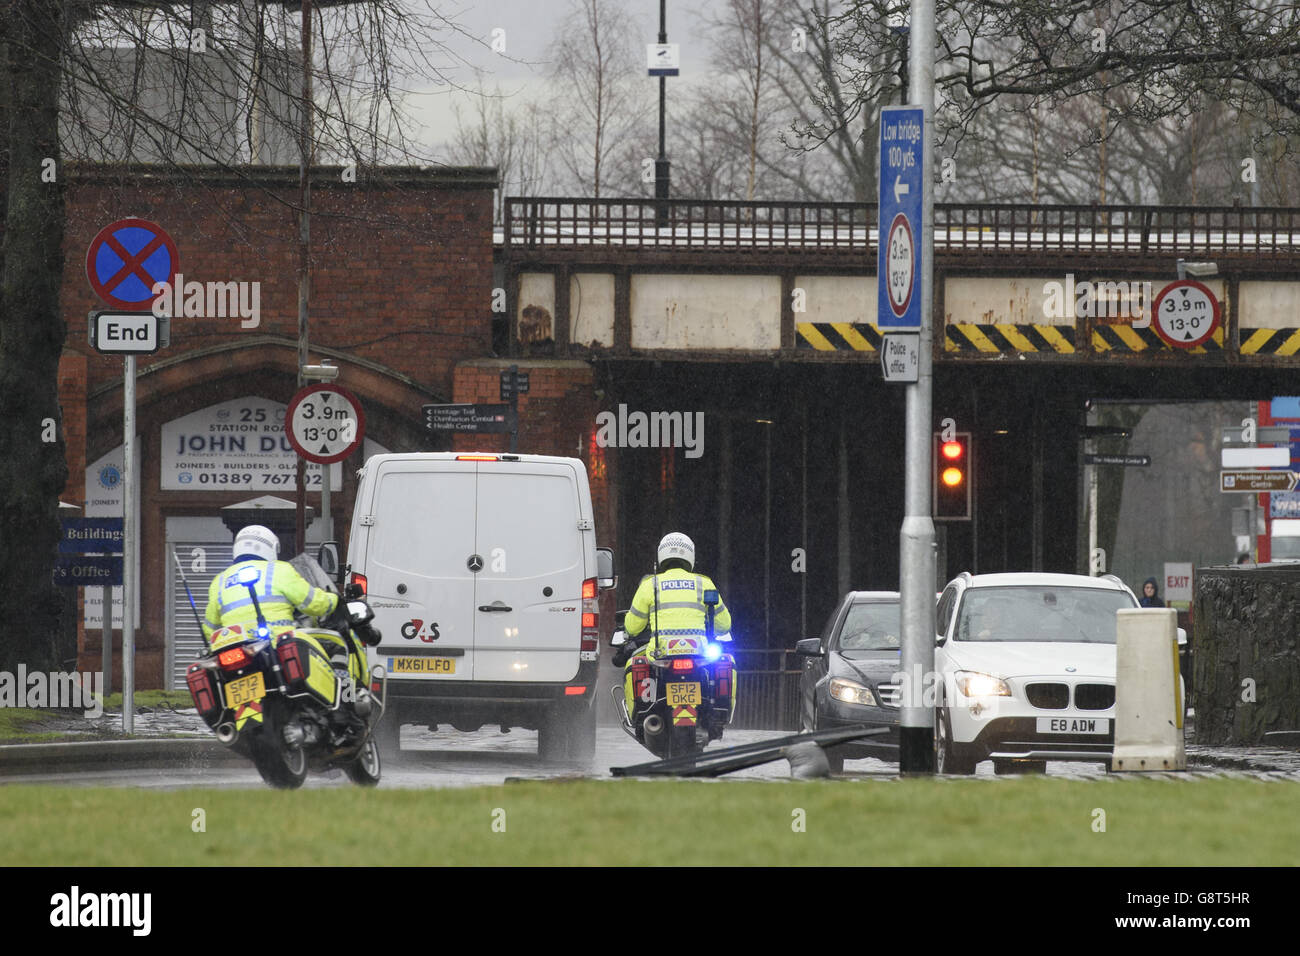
[666,724,699,759]
[250,699,309,790]
[344,734,382,786]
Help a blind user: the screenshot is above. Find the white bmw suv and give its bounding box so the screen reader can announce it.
[933,572,1153,775]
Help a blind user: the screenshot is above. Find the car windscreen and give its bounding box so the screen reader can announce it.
[835,602,902,651]
[954,586,1135,644]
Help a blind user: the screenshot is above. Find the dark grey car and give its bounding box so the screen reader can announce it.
[795,591,902,772]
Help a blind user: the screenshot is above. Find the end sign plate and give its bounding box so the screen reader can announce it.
[878,106,924,330]
[88,311,168,354]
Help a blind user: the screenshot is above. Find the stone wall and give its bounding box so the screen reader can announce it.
[1193,564,1300,744]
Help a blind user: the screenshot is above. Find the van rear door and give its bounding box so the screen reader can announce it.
[366,459,478,680]
[472,459,586,683]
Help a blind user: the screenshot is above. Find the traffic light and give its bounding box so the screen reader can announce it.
[933,432,972,521]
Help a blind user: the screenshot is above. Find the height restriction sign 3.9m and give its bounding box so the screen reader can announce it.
[878,107,924,329]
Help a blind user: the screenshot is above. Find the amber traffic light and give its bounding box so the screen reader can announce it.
[933,432,972,520]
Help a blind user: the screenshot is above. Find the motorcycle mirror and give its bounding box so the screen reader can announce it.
[610,630,627,647]
[703,589,719,606]
[347,600,373,622]
[317,542,340,577]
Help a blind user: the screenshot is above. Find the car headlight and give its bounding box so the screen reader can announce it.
[829,677,877,707]
[954,670,1011,698]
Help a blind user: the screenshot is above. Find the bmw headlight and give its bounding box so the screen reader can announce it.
[954,670,1011,697]
[829,677,877,707]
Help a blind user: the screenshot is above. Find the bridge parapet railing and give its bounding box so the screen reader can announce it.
[504,197,1300,258]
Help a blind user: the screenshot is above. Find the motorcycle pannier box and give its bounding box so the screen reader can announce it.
[276,635,337,706]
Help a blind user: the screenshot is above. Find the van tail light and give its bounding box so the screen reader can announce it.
[278,639,305,684]
[349,572,367,596]
[581,577,598,651]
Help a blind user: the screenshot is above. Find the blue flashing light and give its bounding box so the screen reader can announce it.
[257,626,270,639]
[237,566,262,586]
[704,643,723,661]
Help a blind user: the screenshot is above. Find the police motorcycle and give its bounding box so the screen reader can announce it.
[182,547,387,789]
[610,588,737,760]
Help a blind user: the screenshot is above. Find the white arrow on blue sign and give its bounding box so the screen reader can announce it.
[878,106,924,330]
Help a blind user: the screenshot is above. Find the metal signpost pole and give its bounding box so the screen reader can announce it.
[898,0,936,773]
[101,584,111,690]
[122,356,136,734]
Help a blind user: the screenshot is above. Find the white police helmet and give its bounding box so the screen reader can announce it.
[233,525,279,562]
[657,532,695,571]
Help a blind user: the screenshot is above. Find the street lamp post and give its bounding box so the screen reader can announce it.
[654,0,671,225]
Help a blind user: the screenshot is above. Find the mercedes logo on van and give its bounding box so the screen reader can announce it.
[1065,666,1077,673]
[467,554,484,572]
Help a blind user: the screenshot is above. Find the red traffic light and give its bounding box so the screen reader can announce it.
[933,431,972,520]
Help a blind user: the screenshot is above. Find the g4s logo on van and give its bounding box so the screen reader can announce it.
[400,619,441,642]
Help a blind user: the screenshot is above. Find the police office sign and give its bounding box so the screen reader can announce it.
[161,396,341,491]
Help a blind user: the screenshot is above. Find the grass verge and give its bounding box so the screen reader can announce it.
[0,775,1293,866]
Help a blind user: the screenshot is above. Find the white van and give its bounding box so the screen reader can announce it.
[346,452,615,761]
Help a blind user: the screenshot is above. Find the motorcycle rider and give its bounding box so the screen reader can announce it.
[203,525,342,643]
[614,532,732,734]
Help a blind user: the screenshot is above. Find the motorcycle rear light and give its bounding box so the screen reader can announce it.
[631,661,650,684]
[218,647,247,670]
[565,686,586,696]
[671,658,694,672]
[278,640,305,683]
[718,680,729,697]
[371,682,382,694]
[349,572,367,596]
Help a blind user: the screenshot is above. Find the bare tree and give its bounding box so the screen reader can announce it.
[448,74,553,223]
[0,0,477,674]
[543,0,651,197]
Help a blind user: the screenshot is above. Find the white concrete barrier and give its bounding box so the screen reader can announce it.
[1112,608,1186,771]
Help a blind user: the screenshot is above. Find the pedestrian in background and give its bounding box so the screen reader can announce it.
[1139,577,1164,608]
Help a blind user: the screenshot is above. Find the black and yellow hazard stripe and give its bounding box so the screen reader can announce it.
[1092,324,1224,353]
[796,322,884,351]
[945,323,1076,354]
[1241,328,1300,356]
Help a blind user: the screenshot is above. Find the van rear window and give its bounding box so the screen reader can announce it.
[372,472,478,577]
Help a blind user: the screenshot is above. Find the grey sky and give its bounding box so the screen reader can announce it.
[413,0,720,157]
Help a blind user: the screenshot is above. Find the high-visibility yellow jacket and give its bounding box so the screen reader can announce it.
[624,568,731,657]
[203,558,338,641]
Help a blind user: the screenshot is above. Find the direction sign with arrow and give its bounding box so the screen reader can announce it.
[877,106,924,330]
[1220,470,1300,493]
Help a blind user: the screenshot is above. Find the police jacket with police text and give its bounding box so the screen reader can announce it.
[624,568,731,654]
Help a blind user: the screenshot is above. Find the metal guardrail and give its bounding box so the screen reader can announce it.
[731,648,801,732]
[503,197,1300,258]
